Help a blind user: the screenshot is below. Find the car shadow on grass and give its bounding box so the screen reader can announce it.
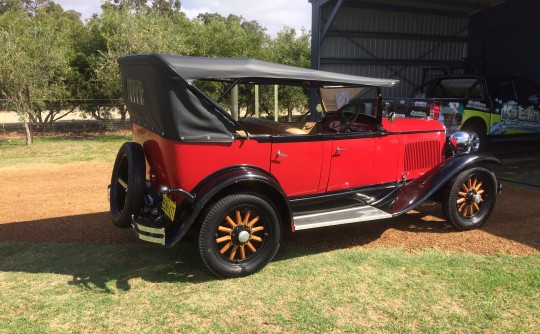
[0,209,452,290]
[0,188,538,289]
[0,212,215,291]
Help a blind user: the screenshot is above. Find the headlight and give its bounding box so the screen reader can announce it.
[449,131,472,155]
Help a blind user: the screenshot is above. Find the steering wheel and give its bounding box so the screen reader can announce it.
[326,110,359,133]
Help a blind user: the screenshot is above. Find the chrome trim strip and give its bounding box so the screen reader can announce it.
[137,233,165,245]
[135,223,165,235]
[131,219,165,245]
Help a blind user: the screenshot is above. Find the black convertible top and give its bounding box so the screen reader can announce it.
[118,53,399,143]
[121,53,399,87]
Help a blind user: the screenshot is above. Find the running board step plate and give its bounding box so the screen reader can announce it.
[293,206,391,231]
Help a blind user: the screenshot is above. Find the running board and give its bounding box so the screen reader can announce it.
[293,206,392,231]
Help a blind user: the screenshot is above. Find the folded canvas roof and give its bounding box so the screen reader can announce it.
[120,53,399,87]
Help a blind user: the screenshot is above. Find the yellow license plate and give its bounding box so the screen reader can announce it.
[161,194,176,221]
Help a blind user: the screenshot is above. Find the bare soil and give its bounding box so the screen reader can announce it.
[0,162,538,255]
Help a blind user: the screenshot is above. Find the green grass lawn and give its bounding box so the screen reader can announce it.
[0,243,538,333]
[0,134,131,167]
[1,133,539,333]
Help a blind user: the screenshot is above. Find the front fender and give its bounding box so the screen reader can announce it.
[165,165,291,246]
[373,153,501,216]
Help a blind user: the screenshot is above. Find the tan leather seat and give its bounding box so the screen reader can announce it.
[240,117,308,135]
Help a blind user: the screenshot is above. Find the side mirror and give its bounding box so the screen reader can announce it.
[388,112,396,122]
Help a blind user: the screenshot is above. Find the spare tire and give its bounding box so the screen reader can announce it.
[110,142,146,228]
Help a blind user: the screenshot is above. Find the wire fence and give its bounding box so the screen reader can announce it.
[0,99,131,135]
[1,119,132,135]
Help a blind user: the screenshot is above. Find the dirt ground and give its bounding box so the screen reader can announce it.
[0,162,538,255]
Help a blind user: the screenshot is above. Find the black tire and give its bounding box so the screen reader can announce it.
[442,167,497,231]
[461,122,486,152]
[110,142,146,228]
[198,193,282,278]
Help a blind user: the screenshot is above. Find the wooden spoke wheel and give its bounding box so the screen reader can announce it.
[110,142,146,228]
[199,193,281,278]
[215,208,266,261]
[456,176,485,218]
[442,167,497,230]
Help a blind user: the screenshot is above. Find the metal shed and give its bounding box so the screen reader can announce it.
[310,0,540,98]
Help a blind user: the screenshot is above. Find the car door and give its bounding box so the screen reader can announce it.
[326,133,377,192]
[270,137,329,197]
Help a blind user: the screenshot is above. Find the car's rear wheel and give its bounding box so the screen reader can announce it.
[198,193,281,278]
[110,142,146,228]
[442,167,497,230]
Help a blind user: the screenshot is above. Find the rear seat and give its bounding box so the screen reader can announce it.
[240,117,308,135]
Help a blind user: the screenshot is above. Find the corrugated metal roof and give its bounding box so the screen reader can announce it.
[310,0,506,17]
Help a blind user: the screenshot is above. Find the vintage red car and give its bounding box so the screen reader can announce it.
[110,54,501,277]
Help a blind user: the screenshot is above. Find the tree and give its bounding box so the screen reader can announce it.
[81,6,191,121]
[0,4,77,144]
[267,28,311,120]
[151,0,181,15]
[186,13,270,116]
[102,0,181,15]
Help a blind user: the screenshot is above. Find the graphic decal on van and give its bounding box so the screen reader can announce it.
[498,99,540,132]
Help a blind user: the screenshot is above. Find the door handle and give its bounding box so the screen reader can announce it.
[335,147,346,154]
[276,150,288,158]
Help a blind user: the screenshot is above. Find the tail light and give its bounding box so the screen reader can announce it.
[430,102,440,121]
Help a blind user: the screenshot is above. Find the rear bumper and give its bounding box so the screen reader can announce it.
[131,215,165,245]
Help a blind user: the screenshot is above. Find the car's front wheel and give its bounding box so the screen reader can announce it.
[198,193,282,278]
[442,167,497,230]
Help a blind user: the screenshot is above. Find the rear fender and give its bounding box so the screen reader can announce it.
[373,153,501,216]
[166,165,291,246]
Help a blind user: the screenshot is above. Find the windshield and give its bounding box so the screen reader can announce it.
[431,78,482,99]
[320,86,378,118]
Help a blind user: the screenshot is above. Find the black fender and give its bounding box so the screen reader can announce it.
[373,153,501,216]
[165,165,291,246]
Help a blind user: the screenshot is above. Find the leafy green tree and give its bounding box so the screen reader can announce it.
[267,28,311,120]
[1,0,311,138]
[81,5,191,121]
[151,0,181,15]
[189,13,266,59]
[187,13,270,117]
[0,3,78,144]
[102,0,181,15]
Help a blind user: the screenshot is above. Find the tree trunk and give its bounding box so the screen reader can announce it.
[120,105,127,121]
[288,107,292,122]
[24,120,33,145]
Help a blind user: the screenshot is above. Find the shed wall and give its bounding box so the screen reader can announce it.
[469,0,540,86]
[318,4,468,97]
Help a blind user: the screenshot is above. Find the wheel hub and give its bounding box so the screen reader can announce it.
[231,226,251,245]
[466,190,477,204]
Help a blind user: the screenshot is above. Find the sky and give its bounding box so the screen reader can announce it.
[54,0,312,37]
